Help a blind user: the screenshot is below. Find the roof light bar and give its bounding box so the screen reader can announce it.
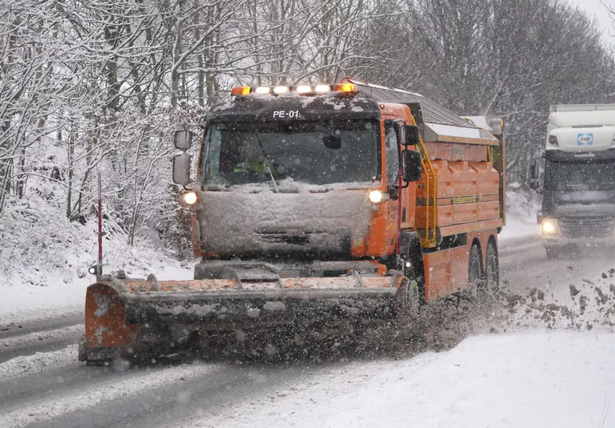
[254,86,271,94]
[229,82,358,97]
[296,85,312,94]
[273,86,290,94]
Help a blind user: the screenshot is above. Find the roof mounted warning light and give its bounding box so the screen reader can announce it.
[230,86,250,96]
[230,83,358,97]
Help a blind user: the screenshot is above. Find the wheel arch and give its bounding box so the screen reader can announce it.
[400,230,425,303]
[400,231,425,277]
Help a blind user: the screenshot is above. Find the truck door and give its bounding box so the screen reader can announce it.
[383,120,400,253]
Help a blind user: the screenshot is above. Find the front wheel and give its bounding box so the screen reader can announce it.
[396,277,420,318]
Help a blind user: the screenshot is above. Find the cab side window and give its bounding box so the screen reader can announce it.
[385,121,399,185]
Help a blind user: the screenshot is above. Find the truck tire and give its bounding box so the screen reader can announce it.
[403,239,426,306]
[545,247,559,260]
[485,240,499,293]
[468,243,484,296]
[396,276,420,318]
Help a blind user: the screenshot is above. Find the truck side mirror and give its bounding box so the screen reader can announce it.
[487,117,504,136]
[529,159,539,180]
[172,153,192,186]
[530,180,543,194]
[174,130,194,151]
[402,150,422,182]
[529,159,542,193]
[403,125,420,146]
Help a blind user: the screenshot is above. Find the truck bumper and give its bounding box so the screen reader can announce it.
[541,217,615,249]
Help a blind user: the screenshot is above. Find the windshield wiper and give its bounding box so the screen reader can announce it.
[561,184,589,191]
[253,132,279,193]
[204,183,230,191]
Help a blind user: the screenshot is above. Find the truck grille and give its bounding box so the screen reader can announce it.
[257,231,311,246]
[559,216,615,239]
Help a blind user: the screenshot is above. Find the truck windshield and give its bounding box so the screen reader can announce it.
[544,160,615,191]
[200,119,380,187]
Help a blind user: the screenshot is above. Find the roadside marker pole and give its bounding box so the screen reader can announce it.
[97,170,103,280]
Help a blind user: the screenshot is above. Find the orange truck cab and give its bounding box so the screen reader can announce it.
[180,79,505,303]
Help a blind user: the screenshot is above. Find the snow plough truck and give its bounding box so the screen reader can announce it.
[79,80,506,364]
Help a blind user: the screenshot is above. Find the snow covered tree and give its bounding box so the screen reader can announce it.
[1,0,613,254]
[358,0,615,184]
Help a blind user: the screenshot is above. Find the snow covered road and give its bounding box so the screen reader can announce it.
[1,233,615,428]
[0,319,82,364]
[186,331,615,428]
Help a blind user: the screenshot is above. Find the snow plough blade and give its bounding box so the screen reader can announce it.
[79,274,407,364]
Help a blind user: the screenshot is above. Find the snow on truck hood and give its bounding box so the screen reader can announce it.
[197,186,373,257]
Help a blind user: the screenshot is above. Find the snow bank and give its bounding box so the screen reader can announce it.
[499,189,541,241]
[0,186,194,326]
[498,217,540,241]
[506,187,540,224]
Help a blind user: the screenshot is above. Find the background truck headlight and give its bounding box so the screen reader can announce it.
[542,219,557,234]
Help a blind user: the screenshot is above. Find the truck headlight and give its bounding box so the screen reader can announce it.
[542,219,557,235]
[180,190,199,206]
[368,190,389,204]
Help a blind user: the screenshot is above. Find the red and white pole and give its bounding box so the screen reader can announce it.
[97,170,103,280]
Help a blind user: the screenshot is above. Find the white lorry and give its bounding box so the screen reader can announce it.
[530,104,615,258]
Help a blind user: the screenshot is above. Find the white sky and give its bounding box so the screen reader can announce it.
[565,0,615,47]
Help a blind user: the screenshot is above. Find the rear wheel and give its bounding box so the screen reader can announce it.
[468,243,484,296]
[485,240,499,293]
